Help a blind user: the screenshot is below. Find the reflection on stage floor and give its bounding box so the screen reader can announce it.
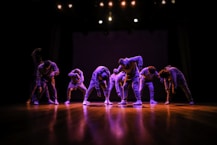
[1,102,217,145]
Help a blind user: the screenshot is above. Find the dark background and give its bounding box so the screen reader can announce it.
[3,0,216,104]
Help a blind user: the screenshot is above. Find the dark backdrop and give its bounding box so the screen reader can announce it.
[2,0,216,104]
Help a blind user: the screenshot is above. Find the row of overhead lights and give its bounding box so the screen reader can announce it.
[55,0,176,26]
[56,0,136,10]
[56,0,176,10]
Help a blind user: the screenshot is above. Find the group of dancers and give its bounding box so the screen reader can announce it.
[27,48,194,106]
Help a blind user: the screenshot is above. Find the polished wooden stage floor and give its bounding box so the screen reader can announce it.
[1,101,217,145]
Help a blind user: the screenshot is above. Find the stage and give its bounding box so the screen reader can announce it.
[1,102,217,145]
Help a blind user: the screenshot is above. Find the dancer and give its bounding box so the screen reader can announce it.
[159,65,194,105]
[65,68,87,104]
[27,48,43,104]
[139,66,160,104]
[35,60,60,105]
[83,66,112,105]
[108,69,126,100]
[114,55,143,105]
